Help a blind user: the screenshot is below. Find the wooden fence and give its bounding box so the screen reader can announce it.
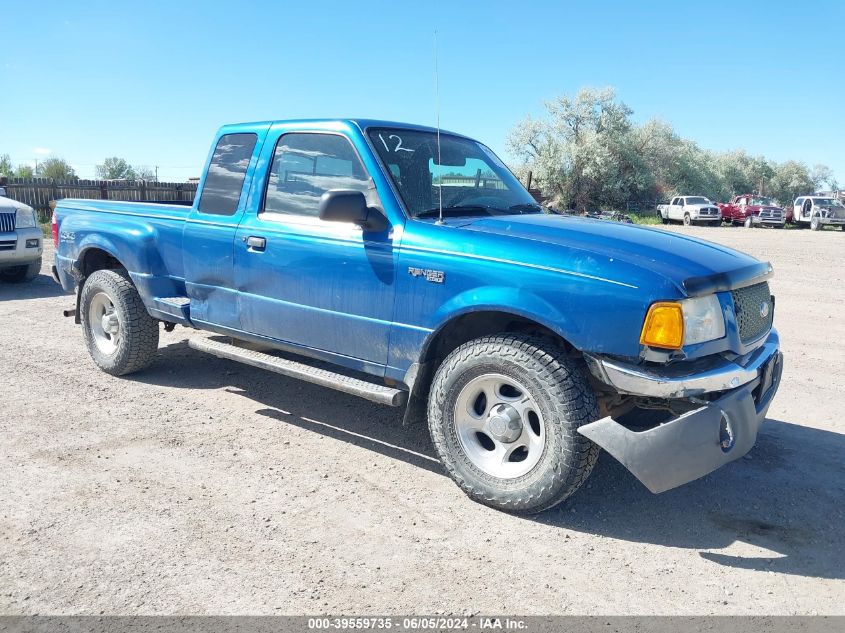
[0,177,198,221]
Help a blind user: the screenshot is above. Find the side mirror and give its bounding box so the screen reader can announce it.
[318,189,388,232]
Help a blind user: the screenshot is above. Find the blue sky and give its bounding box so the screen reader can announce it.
[1,0,842,183]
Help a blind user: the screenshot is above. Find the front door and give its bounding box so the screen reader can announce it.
[233,130,397,370]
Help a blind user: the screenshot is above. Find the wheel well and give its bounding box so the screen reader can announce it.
[412,311,573,396]
[80,248,124,277]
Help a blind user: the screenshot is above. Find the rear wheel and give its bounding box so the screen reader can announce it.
[80,269,159,376]
[427,334,600,514]
[0,258,41,283]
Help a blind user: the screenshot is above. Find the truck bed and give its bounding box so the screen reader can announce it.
[54,199,193,322]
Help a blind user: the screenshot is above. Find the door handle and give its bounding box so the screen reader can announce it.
[244,236,266,251]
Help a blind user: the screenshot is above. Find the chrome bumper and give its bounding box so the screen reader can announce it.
[585,330,780,399]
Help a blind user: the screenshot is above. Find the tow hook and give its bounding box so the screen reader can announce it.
[62,308,76,318]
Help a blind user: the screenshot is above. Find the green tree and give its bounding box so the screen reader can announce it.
[36,157,76,180]
[769,161,813,206]
[14,164,34,178]
[810,164,837,191]
[508,86,841,211]
[507,87,637,209]
[134,165,156,181]
[96,157,137,180]
[0,154,13,177]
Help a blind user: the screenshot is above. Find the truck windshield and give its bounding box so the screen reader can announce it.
[684,197,710,205]
[750,197,775,206]
[813,198,841,207]
[367,128,541,218]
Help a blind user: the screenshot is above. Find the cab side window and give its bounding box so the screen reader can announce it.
[263,133,371,218]
[198,133,257,215]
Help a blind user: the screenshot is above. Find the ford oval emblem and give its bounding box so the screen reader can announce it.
[759,301,770,319]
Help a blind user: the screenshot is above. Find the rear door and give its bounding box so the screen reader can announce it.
[232,127,398,369]
[182,126,268,329]
[668,197,682,220]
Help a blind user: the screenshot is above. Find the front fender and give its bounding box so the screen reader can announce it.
[428,285,583,346]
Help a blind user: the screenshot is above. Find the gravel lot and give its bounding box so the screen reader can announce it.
[1,225,843,615]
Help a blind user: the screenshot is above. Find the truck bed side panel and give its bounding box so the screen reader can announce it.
[55,200,189,315]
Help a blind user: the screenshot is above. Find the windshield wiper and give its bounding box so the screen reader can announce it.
[508,203,543,214]
[416,205,509,219]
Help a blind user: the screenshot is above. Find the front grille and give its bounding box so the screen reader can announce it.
[732,282,774,344]
[0,212,15,233]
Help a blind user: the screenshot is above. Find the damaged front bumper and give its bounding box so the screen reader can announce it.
[579,331,783,493]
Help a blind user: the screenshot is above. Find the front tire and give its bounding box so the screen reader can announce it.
[683,213,692,226]
[427,334,600,514]
[0,258,41,283]
[810,215,821,231]
[80,269,159,376]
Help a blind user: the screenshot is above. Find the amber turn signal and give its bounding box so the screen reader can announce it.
[640,302,684,349]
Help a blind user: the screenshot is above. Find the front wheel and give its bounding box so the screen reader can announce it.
[80,269,160,376]
[0,258,41,283]
[427,334,600,514]
[683,213,692,226]
[810,215,821,231]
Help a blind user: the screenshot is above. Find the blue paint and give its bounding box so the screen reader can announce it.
[54,119,773,385]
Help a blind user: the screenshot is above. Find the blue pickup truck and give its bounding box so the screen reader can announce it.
[52,119,783,513]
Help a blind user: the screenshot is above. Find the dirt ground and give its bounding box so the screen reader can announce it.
[1,225,843,615]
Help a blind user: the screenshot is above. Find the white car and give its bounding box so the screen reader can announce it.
[792,196,845,231]
[0,196,43,283]
[658,196,721,226]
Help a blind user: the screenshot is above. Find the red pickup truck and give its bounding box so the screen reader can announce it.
[718,195,788,227]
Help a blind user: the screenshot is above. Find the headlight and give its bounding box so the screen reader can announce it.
[681,294,725,345]
[15,207,37,229]
[640,294,725,349]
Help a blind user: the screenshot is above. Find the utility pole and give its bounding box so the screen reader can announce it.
[155,166,159,182]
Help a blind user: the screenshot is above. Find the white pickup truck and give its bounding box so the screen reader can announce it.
[658,196,721,226]
[792,196,845,230]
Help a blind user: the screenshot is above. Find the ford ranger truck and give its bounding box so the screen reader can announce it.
[718,195,786,228]
[52,120,783,513]
[0,196,43,283]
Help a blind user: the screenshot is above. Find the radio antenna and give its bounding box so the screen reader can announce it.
[434,29,444,225]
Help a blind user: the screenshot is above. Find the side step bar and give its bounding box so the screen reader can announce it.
[188,336,408,407]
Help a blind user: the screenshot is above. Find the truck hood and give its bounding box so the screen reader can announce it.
[0,196,34,213]
[455,214,765,295]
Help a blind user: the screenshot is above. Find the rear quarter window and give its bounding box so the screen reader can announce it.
[198,133,258,215]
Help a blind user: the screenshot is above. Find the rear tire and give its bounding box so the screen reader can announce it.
[427,334,600,514]
[0,258,41,283]
[80,269,159,376]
